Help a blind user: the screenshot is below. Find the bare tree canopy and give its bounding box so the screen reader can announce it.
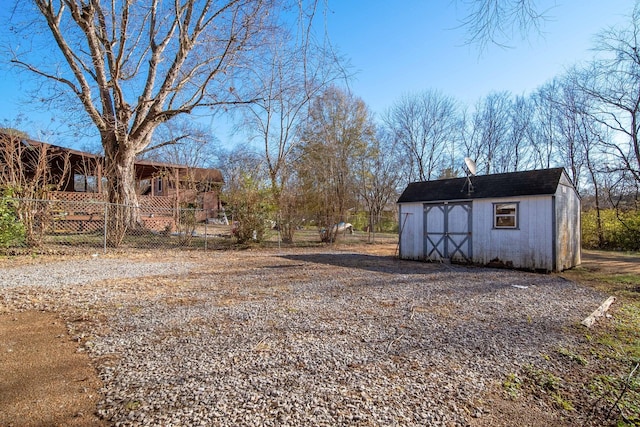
[9,0,275,142]
[296,86,375,237]
[457,0,550,49]
[354,130,402,241]
[386,90,460,182]
[5,0,316,241]
[237,13,346,196]
[140,118,218,170]
[574,3,640,184]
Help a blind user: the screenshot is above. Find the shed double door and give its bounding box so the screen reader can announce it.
[423,202,472,263]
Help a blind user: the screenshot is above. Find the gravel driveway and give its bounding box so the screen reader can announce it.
[0,249,606,426]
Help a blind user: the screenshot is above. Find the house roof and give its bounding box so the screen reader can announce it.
[1,131,223,182]
[397,168,571,203]
[132,159,223,182]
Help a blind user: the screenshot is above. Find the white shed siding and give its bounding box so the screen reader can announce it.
[472,196,554,270]
[398,203,424,259]
[397,169,581,272]
[554,182,581,270]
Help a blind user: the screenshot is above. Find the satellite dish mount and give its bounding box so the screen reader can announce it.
[462,157,476,195]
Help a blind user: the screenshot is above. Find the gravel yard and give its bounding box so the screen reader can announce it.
[0,249,610,426]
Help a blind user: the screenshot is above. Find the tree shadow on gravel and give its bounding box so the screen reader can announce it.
[279,253,448,275]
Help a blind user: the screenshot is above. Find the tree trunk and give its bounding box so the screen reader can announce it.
[103,136,142,247]
[585,150,604,248]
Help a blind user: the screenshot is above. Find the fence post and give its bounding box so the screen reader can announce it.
[204,211,208,252]
[103,202,108,254]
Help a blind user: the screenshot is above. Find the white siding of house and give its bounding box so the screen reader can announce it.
[398,203,424,259]
[472,196,555,271]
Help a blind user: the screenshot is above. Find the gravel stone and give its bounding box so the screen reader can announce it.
[0,250,605,426]
[0,258,195,288]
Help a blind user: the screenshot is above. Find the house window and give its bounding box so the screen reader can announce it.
[73,174,87,192]
[494,202,518,228]
[85,176,98,192]
[73,174,98,192]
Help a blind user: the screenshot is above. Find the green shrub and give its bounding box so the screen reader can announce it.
[347,210,398,233]
[582,209,640,251]
[224,176,274,244]
[0,192,25,248]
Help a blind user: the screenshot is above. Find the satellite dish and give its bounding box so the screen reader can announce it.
[464,157,477,176]
[462,157,476,195]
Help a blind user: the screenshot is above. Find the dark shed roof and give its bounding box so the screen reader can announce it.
[397,168,569,203]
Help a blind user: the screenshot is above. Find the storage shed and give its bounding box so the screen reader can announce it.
[397,168,580,272]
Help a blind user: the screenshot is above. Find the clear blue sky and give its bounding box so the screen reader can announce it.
[0,0,634,149]
[325,0,632,115]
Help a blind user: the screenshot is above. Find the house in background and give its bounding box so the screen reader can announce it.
[0,131,224,231]
[397,168,581,272]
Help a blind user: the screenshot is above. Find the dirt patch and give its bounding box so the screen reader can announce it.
[0,311,106,427]
[580,250,640,274]
[469,392,561,427]
[560,250,640,299]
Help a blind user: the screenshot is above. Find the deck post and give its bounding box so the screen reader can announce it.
[174,168,180,202]
[103,202,108,253]
[96,161,103,194]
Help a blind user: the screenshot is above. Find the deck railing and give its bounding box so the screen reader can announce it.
[49,191,175,209]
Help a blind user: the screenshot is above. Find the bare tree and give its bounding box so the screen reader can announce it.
[467,93,535,174]
[534,72,615,245]
[573,4,640,184]
[530,81,563,169]
[354,130,401,242]
[237,12,346,242]
[6,0,306,244]
[0,130,71,246]
[547,77,588,190]
[504,94,536,171]
[457,0,550,49]
[142,119,217,169]
[386,89,460,182]
[464,91,512,174]
[570,95,610,248]
[296,86,374,241]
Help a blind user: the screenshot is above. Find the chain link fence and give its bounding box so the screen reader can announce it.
[1,197,398,253]
[2,198,230,252]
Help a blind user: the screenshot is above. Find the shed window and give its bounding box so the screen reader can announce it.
[494,203,518,228]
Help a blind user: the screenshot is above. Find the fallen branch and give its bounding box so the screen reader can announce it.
[581,296,616,328]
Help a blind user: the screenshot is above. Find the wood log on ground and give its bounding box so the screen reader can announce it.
[581,296,616,328]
